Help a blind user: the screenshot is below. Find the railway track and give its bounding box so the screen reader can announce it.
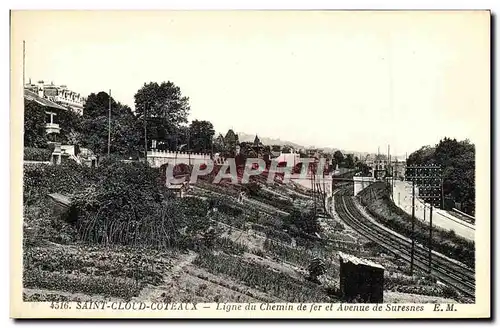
[333,194,475,299]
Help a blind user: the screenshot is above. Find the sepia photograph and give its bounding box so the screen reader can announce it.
[9,10,491,319]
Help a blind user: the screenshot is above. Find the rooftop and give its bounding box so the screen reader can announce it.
[24,89,67,111]
[338,251,385,270]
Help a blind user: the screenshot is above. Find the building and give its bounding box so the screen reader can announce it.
[338,252,384,303]
[366,159,406,180]
[24,88,67,144]
[24,80,86,143]
[24,81,90,165]
[25,80,86,115]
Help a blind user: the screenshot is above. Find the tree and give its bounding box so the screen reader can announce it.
[344,154,355,168]
[406,145,435,166]
[83,92,120,119]
[407,138,475,214]
[307,257,326,283]
[81,91,141,157]
[189,120,215,153]
[110,104,142,157]
[223,129,239,157]
[213,133,225,153]
[134,81,190,149]
[356,161,371,176]
[58,108,83,144]
[333,150,344,167]
[285,209,321,235]
[24,101,48,148]
[80,116,109,156]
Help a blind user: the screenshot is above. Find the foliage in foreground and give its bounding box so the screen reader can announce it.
[23,245,174,300]
[193,252,331,302]
[24,147,53,162]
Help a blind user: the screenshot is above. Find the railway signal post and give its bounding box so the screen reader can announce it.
[405,164,442,275]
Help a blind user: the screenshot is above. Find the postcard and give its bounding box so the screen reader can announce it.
[10,10,491,319]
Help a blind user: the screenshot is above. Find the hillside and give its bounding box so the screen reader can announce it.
[23,161,466,303]
[356,182,475,268]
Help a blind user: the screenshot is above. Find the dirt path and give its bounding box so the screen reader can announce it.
[133,251,197,302]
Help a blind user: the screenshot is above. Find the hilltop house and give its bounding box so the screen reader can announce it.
[24,80,92,165]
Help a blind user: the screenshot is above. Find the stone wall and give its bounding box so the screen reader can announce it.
[147,150,212,168]
[353,176,375,196]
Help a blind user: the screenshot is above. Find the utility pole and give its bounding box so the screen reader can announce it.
[388,144,392,199]
[423,202,426,221]
[441,177,445,209]
[107,89,111,156]
[406,164,442,275]
[23,41,26,87]
[144,103,148,164]
[410,178,415,275]
[429,204,433,273]
[312,163,317,217]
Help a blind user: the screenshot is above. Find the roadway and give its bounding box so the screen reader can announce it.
[392,180,475,241]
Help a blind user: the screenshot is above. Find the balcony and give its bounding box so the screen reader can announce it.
[46,122,61,134]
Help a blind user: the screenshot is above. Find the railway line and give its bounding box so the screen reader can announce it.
[333,191,475,299]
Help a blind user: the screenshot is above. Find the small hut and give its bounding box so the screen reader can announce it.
[338,252,385,303]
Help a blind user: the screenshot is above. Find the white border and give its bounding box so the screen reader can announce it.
[3,1,498,327]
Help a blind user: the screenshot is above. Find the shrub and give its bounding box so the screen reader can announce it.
[283,209,321,235]
[208,196,243,217]
[24,147,52,162]
[357,184,475,268]
[23,160,95,205]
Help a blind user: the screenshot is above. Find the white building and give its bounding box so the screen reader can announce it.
[25,80,86,115]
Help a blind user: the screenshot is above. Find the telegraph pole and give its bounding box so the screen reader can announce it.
[23,41,26,87]
[107,89,111,156]
[406,164,442,274]
[144,103,148,163]
[410,178,415,275]
[429,205,433,273]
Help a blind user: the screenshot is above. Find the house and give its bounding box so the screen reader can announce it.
[338,252,384,303]
[167,181,191,198]
[25,80,86,115]
[24,81,89,166]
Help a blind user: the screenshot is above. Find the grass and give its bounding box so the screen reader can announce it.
[24,269,142,300]
[23,244,175,301]
[357,182,475,268]
[193,252,332,302]
[22,160,467,303]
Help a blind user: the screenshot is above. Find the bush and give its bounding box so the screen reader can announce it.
[72,161,183,247]
[23,160,95,205]
[24,147,52,162]
[284,209,321,235]
[23,200,78,247]
[208,196,243,217]
[357,183,475,268]
[215,237,248,255]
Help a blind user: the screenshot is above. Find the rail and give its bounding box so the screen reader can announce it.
[333,193,475,299]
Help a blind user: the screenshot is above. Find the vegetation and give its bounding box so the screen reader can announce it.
[357,182,474,268]
[24,147,52,162]
[24,101,48,148]
[134,81,190,151]
[24,245,172,301]
[307,258,327,283]
[22,78,473,303]
[193,252,331,302]
[407,138,475,215]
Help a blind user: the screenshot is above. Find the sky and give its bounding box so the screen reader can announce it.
[12,10,490,156]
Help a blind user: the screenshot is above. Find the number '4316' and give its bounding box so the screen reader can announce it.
[50,302,70,310]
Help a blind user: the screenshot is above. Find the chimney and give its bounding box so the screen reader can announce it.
[37,80,44,98]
